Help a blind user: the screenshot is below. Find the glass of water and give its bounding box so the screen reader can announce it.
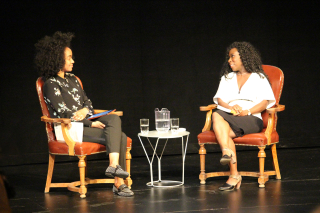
[140,119,149,135]
[170,118,179,133]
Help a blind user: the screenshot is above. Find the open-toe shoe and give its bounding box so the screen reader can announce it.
[219,174,242,191]
[220,148,237,165]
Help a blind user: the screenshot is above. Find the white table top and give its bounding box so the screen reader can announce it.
[138,130,190,138]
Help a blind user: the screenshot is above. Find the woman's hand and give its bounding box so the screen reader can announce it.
[73,108,89,121]
[231,104,242,115]
[237,110,249,117]
[91,121,105,129]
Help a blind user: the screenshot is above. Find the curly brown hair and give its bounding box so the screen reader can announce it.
[34,31,74,79]
[220,41,268,80]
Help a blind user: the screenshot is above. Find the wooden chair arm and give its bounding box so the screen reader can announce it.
[264,104,285,145]
[41,116,71,125]
[199,104,217,132]
[94,109,123,116]
[200,104,217,111]
[266,104,285,113]
[41,116,76,156]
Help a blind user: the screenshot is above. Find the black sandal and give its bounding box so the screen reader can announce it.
[113,184,134,197]
[220,148,237,165]
[219,174,242,191]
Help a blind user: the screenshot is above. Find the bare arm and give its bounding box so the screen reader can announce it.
[217,98,242,115]
[217,98,232,109]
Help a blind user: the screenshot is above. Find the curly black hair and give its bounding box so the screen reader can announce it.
[220,41,268,80]
[34,31,74,79]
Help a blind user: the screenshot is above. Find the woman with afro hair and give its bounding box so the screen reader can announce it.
[212,42,275,191]
[34,31,133,197]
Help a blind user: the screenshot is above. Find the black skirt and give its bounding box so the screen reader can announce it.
[214,109,263,137]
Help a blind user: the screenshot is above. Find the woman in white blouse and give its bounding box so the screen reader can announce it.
[212,42,275,191]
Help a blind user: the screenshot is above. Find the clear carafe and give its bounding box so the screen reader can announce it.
[155,108,170,133]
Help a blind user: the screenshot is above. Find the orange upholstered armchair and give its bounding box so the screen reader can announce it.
[198,65,285,187]
[36,76,132,198]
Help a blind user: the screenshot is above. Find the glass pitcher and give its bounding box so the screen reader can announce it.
[155,108,170,133]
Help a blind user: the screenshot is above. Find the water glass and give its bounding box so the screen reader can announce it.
[140,119,149,135]
[170,118,179,133]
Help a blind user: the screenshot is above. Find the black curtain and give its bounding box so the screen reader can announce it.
[0,0,319,166]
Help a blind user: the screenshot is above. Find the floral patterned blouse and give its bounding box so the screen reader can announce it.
[43,73,94,127]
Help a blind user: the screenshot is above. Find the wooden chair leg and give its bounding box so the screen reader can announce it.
[199,144,207,184]
[84,157,88,178]
[78,156,87,198]
[125,147,132,188]
[258,146,267,188]
[45,154,55,193]
[271,144,281,179]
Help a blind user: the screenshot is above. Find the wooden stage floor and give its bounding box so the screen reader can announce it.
[1,147,320,213]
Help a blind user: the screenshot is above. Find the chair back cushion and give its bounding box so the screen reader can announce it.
[261,65,284,128]
[36,77,56,142]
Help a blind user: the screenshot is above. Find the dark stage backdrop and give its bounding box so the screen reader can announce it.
[1,1,319,166]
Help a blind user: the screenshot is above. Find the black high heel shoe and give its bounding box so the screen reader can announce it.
[220,148,237,165]
[219,174,242,191]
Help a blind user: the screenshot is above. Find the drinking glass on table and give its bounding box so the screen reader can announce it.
[140,119,149,135]
[170,118,179,133]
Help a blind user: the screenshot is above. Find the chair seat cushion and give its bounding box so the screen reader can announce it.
[48,137,132,155]
[198,129,279,146]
